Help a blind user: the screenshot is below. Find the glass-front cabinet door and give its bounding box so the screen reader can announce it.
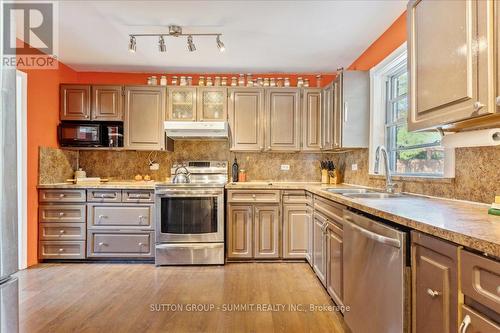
[197,87,228,121]
[167,87,197,121]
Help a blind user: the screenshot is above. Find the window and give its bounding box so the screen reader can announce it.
[370,44,450,178]
[385,67,444,176]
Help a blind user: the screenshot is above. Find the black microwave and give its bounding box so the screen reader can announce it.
[58,122,123,147]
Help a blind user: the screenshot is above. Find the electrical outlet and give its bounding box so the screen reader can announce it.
[280,164,290,171]
[150,163,160,171]
[351,163,358,171]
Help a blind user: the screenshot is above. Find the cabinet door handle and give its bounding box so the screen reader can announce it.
[252,194,256,199]
[58,248,64,252]
[59,230,65,234]
[59,193,65,198]
[459,315,471,333]
[426,288,440,298]
[473,101,485,112]
[59,212,65,217]
[98,242,105,246]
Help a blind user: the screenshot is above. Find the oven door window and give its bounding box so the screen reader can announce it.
[160,197,218,234]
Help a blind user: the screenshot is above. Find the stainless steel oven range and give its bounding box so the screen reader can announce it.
[155,161,227,265]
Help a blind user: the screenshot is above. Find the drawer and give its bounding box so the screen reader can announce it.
[39,204,86,223]
[122,190,154,203]
[460,305,500,333]
[87,189,122,203]
[39,241,85,259]
[39,189,86,203]
[88,204,153,229]
[461,250,500,314]
[87,231,154,257]
[39,223,85,241]
[227,190,280,203]
[314,195,345,222]
[282,190,313,205]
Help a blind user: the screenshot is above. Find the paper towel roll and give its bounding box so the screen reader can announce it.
[442,128,500,148]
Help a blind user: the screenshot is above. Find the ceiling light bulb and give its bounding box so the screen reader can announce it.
[187,35,196,52]
[216,35,225,52]
[159,36,166,52]
[128,36,136,53]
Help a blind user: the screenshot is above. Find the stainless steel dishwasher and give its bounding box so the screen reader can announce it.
[343,210,410,333]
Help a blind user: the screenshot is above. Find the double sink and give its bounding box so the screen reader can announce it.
[325,187,403,199]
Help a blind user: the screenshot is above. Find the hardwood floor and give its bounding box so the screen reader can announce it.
[16,262,349,333]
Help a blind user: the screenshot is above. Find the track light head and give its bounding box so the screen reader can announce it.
[158,36,166,52]
[216,35,225,52]
[128,36,136,53]
[187,35,196,52]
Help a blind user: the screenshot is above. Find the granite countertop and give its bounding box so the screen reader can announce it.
[37,181,158,190]
[227,182,500,258]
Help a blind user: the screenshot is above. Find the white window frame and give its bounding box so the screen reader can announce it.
[369,43,455,178]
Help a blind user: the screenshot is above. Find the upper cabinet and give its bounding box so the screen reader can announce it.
[408,0,500,131]
[61,84,123,121]
[167,86,227,122]
[60,85,91,120]
[265,88,301,151]
[124,86,166,150]
[320,84,334,150]
[302,88,322,151]
[91,85,123,121]
[228,88,265,151]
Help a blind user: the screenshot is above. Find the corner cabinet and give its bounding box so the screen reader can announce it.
[124,86,166,150]
[265,88,301,151]
[228,88,265,152]
[302,88,322,151]
[408,0,500,131]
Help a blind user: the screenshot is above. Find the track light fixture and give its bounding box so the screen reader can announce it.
[128,25,225,54]
[216,35,225,52]
[128,36,136,53]
[187,35,196,52]
[158,36,166,52]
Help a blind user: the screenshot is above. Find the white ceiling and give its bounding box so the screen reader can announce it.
[57,0,406,73]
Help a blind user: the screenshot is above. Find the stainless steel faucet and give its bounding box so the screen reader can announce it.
[374,145,397,193]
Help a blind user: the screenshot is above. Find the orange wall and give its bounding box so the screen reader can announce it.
[19,63,78,266]
[349,12,407,70]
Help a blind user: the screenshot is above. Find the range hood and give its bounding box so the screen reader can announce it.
[164,121,228,140]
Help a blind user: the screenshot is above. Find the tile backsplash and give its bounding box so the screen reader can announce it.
[39,143,500,203]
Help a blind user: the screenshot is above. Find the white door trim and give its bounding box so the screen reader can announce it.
[16,70,28,270]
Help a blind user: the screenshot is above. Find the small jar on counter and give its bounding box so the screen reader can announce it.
[297,77,304,87]
[187,76,193,86]
[270,78,276,87]
[221,77,228,86]
[263,78,270,87]
[238,169,247,182]
[246,73,253,86]
[256,77,263,86]
[231,76,238,86]
[198,76,205,86]
[284,77,291,87]
[206,77,213,86]
[304,78,310,87]
[160,75,167,86]
[276,77,283,87]
[171,76,178,86]
[238,74,245,86]
[179,76,187,86]
[214,76,221,86]
[151,76,158,85]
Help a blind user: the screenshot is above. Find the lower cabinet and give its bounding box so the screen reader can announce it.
[326,220,343,307]
[312,212,328,286]
[282,204,311,259]
[227,203,280,259]
[412,231,459,333]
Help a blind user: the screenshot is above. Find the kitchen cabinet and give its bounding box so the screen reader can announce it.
[60,85,91,120]
[88,230,154,258]
[167,87,197,121]
[302,88,322,151]
[228,88,265,151]
[408,0,500,131]
[197,87,228,121]
[91,85,123,121]
[253,205,280,258]
[459,249,500,333]
[265,88,301,151]
[282,204,310,259]
[411,231,459,333]
[326,219,343,308]
[227,205,253,258]
[312,212,328,286]
[321,83,334,150]
[124,86,166,150]
[331,70,369,149]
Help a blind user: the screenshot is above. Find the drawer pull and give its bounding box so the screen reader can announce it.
[473,101,485,112]
[138,215,146,223]
[98,242,105,246]
[97,215,107,222]
[59,194,65,198]
[252,194,256,199]
[58,248,64,253]
[138,242,144,246]
[426,288,441,298]
[129,194,148,199]
[98,194,116,198]
[59,230,65,234]
[459,315,471,333]
[59,212,65,217]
